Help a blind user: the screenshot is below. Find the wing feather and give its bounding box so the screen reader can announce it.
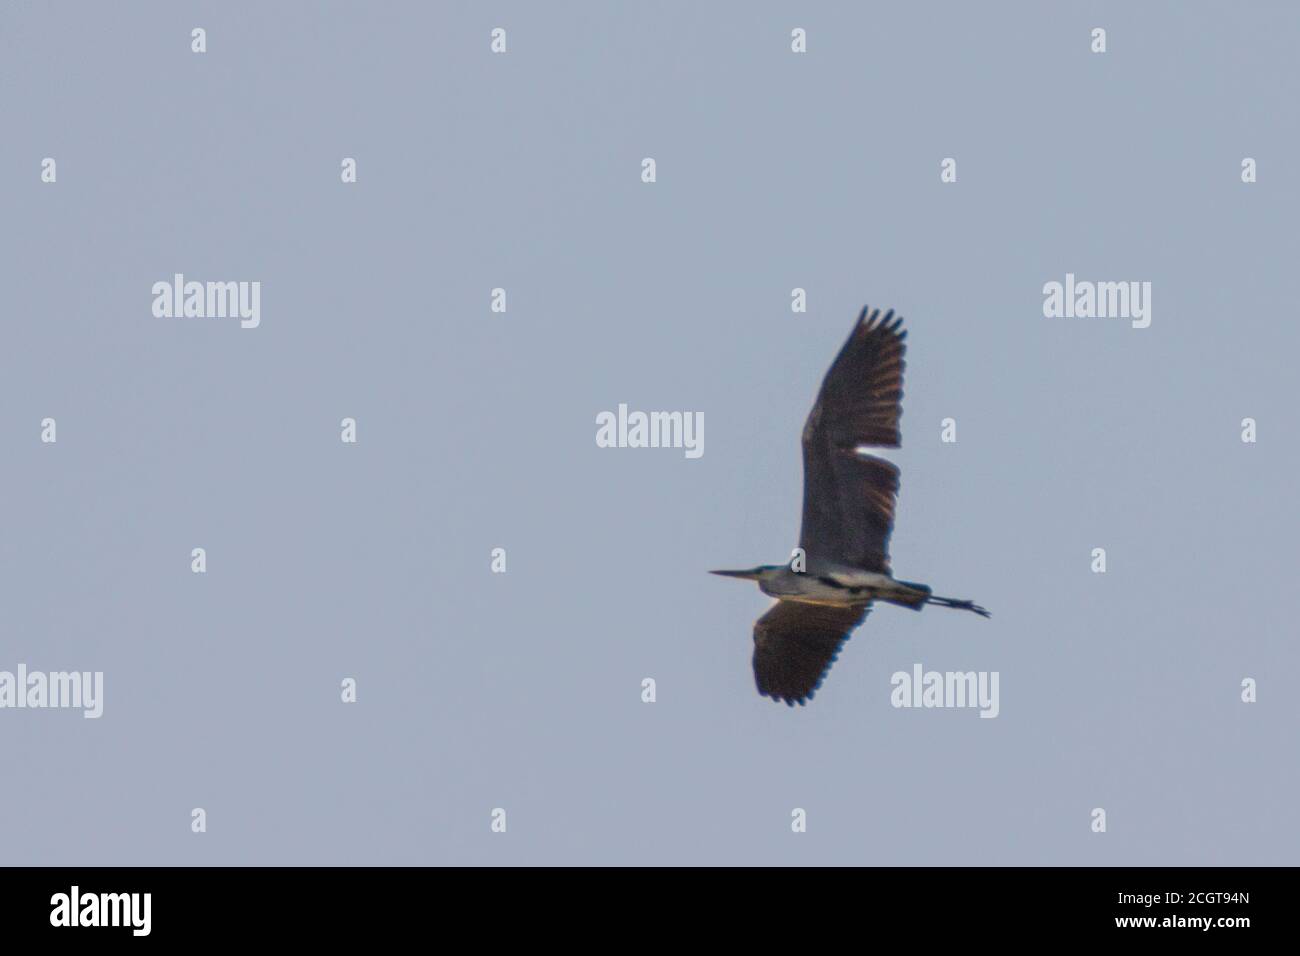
[752,600,870,706]
[798,307,906,572]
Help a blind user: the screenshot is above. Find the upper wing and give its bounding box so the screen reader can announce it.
[752,599,871,706]
[798,307,906,572]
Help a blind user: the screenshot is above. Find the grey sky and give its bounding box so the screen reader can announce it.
[1,1,1296,865]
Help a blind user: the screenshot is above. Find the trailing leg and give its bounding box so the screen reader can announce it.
[926,595,991,618]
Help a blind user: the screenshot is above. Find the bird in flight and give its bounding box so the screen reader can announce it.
[712,306,990,706]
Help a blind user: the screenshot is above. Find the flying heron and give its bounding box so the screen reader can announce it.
[712,306,990,706]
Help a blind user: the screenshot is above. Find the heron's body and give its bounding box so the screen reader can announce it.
[732,564,928,609]
[712,306,989,706]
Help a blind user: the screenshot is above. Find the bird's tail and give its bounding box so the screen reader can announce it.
[925,594,992,618]
[888,580,932,611]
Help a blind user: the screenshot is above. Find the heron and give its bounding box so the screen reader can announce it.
[712,306,990,706]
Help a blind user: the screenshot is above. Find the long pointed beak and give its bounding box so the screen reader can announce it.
[710,569,760,580]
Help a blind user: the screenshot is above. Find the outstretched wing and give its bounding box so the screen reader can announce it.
[752,600,871,706]
[798,307,906,573]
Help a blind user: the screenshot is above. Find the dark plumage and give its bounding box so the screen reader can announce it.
[711,306,989,707]
[752,601,869,705]
[799,309,906,574]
